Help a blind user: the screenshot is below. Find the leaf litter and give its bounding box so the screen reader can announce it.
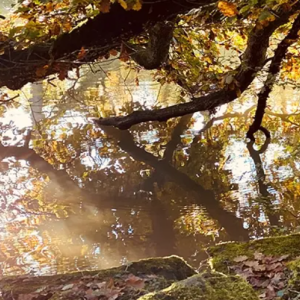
[231,252,290,300]
[11,273,158,300]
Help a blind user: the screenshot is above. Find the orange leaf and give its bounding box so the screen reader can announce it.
[218,1,238,17]
[109,49,118,56]
[132,0,142,11]
[100,0,111,13]
[36,65,48,77]
[77,47,86,60]
[58,69,68,81]
[119,43,130,62]
[52,23,61,36]
[125,274,145,289]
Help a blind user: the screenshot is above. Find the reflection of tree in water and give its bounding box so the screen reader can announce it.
[3,65,300,275]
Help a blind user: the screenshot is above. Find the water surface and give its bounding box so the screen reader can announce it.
[1,60,300,276]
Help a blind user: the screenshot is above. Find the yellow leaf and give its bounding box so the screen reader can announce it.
[46,2,53,11]
[218,1,238,17]
[118,0,128,10]
[132,0,142,11]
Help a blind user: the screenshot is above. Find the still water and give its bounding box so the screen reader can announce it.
[1,59,300,276]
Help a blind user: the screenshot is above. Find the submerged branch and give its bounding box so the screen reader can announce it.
[247,14,300,141]
[96,8,298,129]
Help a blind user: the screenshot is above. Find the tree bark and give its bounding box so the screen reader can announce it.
[0,0,214,90]
[96,7,299,129]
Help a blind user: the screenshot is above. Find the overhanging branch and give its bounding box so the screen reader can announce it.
[0,0,214,90]
[95,7,298,129]
[247,14,300,141]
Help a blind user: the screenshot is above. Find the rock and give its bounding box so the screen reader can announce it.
[208,234,300,272]
[0,255,196,300]
[138,271,259,300]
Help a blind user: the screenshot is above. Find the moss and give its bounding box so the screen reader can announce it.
[124,255,196,280]
[0,255,195,299]
[283,258,300,299]
[138,272,259,300]
[208,234,300,272]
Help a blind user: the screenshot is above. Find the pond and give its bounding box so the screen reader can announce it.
[1,56,300,276]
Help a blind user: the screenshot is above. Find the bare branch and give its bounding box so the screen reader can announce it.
[247,14,300,141]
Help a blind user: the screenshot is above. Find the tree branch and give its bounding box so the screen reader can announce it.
[95,8,298,129]
[128,22,174,69]
[0,1,214,90]
[247,13,300,141]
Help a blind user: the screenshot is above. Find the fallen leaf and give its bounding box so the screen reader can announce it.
[233,255,248,262]
[252,264,266,272]
[266,262,283,271]
[277,254,290,261]
[96,281,107,289]
[244,260,259,268]
[62,283,74,291]
[125,274,145,289]
[18,294,37,300]
[254,252,264,261]
[265,285,276,299]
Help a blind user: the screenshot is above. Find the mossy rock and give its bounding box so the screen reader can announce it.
[284,258,300,299]
[0,255,196,300]
[208,234,300,272]
[138,272,259,300]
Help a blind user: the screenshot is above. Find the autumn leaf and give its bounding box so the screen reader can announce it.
[109,49,118,56]
[100,0,111,13]
[35,65,49,77]
[233,255,248,262]
[58,69,68,81]
[77,47,86,60]
[51,23,61,36]
[118,0,128,10]
[61,283,74,291]
[132,0,142,11]
[125,274,145,289]
[120,43,130,62]
[218,1,238,17]
[254,252,264,261]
